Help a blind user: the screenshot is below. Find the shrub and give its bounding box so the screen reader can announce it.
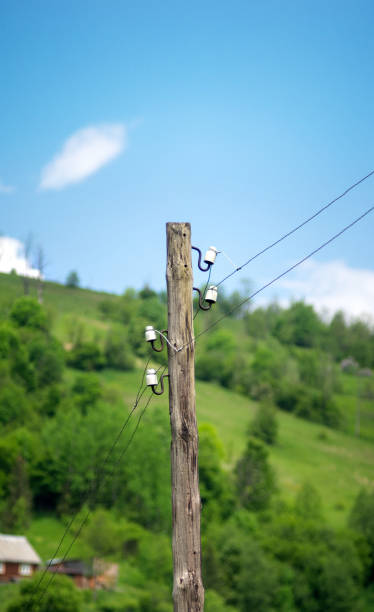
[205,590,236,612]
[0,383,29,426]
[7,572,82,612]
[295,482,323,520]
[199,424,234,521]
[66,270,80,288]
[235,437,276,511]
[72,373,101,411]
[104,327,135,370]
[0,323,19,358]
[349,488,374,581]
[276,383,341,428]
[249,402,278,445]
[67,341,106,371]
[84,508,125,557]
[28,334,64,387]
[10,297,48,331]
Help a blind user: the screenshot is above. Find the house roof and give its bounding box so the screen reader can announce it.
[46,559,92,576]
[0,534,41,564]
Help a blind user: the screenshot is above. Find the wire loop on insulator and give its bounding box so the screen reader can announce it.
[145,326,168,352]
[146,369,169,395]
[192,245,218,272]
[193,287,212,311]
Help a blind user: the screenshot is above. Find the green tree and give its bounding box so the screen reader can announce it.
[116,408,171,531]
[249,339,292,399]
[204,590,237,612]
[104,326,135,371]
[1,455,31,531]
[235,437,276,511]
[118,288,138,324]
[213,516,292,611]
[138,284,158,300]
[244,307,269,339]
[84,508,125,557]
[72,373,101,412]
[66,270,80,288]
[138,296,167,331]
[0,323,20,358]
[0,383,29,426]
[249,401,278,445]
[296,349,338,393]
[349,488,374,580]
[199,424,234,521]
[274,301,324,348]
[10,297,48,331]
[347,320,374,367]
[327,311,349,360]
[31,402,123,512]
[276,383,341,427]
[265,511,365,612]
[67,341,105,371]
[294,482,323,521]
[236,540,288,612]
[196,329,237,388]
[27,333,64,387]
[216,280,252,318]
[7,573,82,612]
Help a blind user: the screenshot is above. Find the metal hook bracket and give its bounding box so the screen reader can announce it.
[193,287,212,311]
[150,329,168,352]
[151,373,169,395]
[192,246,211,272]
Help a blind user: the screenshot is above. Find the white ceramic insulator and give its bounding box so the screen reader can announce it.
[145,325,157,342]
[205,285,218,303]
[146,368,158,387]
[204,246,218,265]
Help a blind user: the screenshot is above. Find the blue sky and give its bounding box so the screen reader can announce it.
[1,0,374,317]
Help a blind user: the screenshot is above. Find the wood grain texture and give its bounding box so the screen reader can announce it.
[166,223,204,612]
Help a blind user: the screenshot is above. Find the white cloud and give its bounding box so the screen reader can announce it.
[40,123,126,190]
[0,237,40,278]
[0,179,15,194]
[277,259,374,320]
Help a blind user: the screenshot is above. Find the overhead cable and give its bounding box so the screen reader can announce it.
[215,168,374,288]
[35,386,157,608]
[31,356,153,605]
[177,204,374,351]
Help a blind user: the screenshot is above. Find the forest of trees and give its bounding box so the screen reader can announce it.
[1,288,374,611]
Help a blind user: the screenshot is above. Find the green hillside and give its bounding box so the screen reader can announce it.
[80,368,374,529]
[0,271,373,526]
[1,272,374,612]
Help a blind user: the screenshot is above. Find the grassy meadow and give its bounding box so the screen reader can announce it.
[1,271,374,611]
[1,271,373,530]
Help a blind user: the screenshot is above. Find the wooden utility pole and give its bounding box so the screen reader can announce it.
[166,222,204,612]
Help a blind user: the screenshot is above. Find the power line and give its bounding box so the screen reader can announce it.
[35,386,157,609]
[31,356,152,602]
[215,168,374,288]
[179,204,374,351]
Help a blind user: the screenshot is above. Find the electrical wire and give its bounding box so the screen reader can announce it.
[219,250,238,270]
[214,168,374,288]
[30,170,374,603]
[34,386,156,609]
[30,356,152,603]
[177,204,374,352]
[154,329,175,351]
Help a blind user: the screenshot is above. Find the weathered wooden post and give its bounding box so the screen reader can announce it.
[166,222,204,611]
